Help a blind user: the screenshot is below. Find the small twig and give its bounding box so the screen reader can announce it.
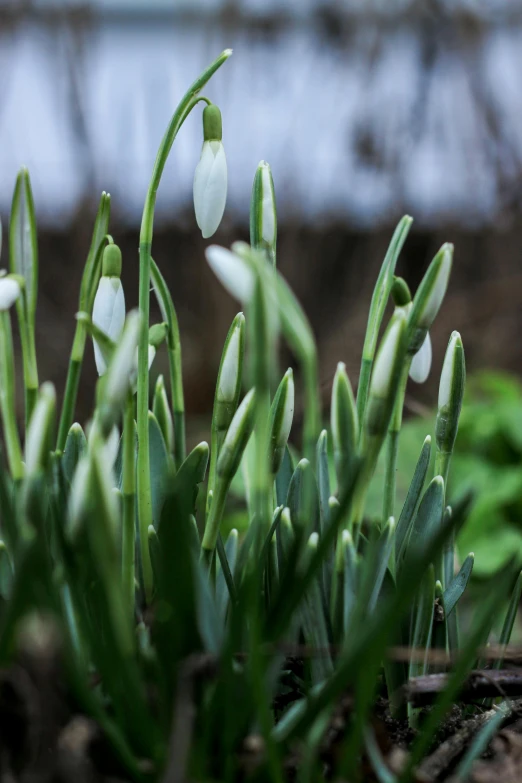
[419,699,522,781]
[405,670,522,708]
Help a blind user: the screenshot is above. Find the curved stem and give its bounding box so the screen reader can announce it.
[137,50,232,603]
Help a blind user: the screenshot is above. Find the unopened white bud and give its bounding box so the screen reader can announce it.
[92,276,125,375]
[0,275,21,311]
[438,331,462,410]
[370,311,406,399]
[218,318,242,403]
[409,332,432,384]
[206,245,255,303]
[193,140,228,238]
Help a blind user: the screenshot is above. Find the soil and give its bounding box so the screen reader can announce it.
[2,643,522,783]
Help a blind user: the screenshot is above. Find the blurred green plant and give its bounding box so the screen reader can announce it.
[0,49,519,783]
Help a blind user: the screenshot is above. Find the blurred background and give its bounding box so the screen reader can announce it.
[2,0,522,571]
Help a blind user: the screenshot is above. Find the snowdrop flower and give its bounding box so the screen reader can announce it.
[0,274,22,311]
[205,245,255,303]
[92,243,125,375]
[193,104,227,238]
[409,332,432,384]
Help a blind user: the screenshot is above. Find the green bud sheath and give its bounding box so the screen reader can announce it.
[331,362,358,491]
[268,368,294,475]
[217,388,256,480]
[391,276,412,307]
[203,104,223,142]
[148,321,168,349]
[102,242,122,278]
[436,331,466,456]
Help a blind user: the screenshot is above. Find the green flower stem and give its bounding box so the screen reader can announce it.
[138,50,232,602]
[351,438,381,547]
[121,395,136,625]
[206,429,225,517]
[436,449,453,592]
[356,357,373,437]
[303,358,321,466]
[150,259,186,468]
[56,323,86,453]
[0,313,24,481]
[201,480,227,564]
[382,361,410,523]
[18,318,38,428]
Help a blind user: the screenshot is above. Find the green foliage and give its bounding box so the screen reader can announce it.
[0,50,519,783]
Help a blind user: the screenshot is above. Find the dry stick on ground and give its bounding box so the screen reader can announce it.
[418,701,522,782]
[405,671,522,708]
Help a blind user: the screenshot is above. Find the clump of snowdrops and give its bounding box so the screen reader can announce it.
[0,50,519,782]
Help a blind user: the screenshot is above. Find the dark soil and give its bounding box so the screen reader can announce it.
[3,640,522,783]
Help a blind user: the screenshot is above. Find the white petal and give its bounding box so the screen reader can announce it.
[409,332,432,384]
[0,277,21,311]
[205,245,254,303]
[193,141,227,238]
[92,277,126,375]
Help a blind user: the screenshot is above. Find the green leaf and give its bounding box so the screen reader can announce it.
[62,423,87,486]
[276,445,294,507]
[148,412,172,530]
[443,553,474,617]
[9,168,38,323]
[395,436,431,566]
[157,441,208,541]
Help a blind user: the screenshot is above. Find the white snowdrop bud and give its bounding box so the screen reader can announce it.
[0,275,21,311]
[205,245,255,303]
[92,277,125,375]
[193,104,227,239]
[409,332,432,384]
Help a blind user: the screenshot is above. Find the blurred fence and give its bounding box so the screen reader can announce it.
[1,0,522,227]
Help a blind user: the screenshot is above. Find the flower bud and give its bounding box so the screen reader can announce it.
[408,244,452,353]
[92,275,125,375]
[214,313,245,432]
[436,331,465,454]
[409,332,432,384]
[193,105,227,239]
[217,388,256,480]
[331,362,358,489]
[366,310,407,437]
[153,375,174,454]
[24,382,56,475]
[0,275,22,311]
[148,322,168,349]
[205,245,254,303]
[250,160,277,264]
[268,368,295,475]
